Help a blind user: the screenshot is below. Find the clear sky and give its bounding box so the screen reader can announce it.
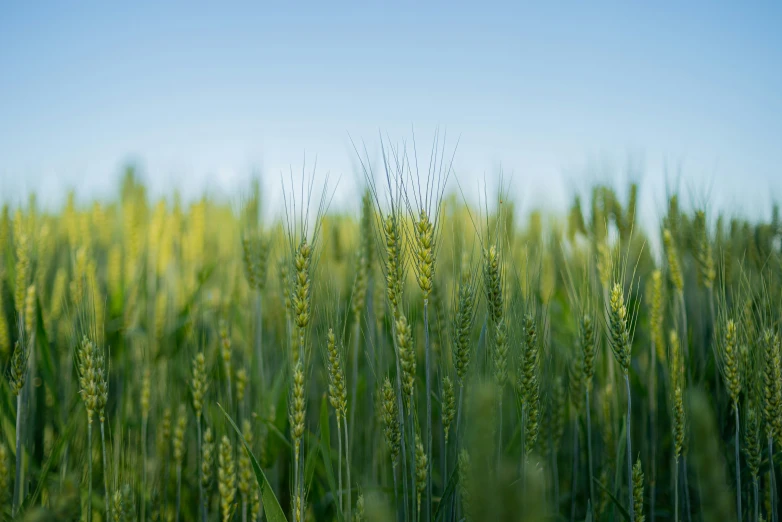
[1,2,781,221]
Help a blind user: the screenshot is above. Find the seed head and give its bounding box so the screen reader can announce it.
[9,340,28,396]
[383,214,404,318]
[326,328,347,420]
[415,432,427,512]
[720,319,741,406]
[482,245,503,326]
[414,209,435,299]
[160,407,172,445]
[633,456,645,522]
[242,233,270,292]
[673,386,686,459]
[238,419,254,500]
[219,319,232,381]
[649,270,665,363]
[112,488,124,521]
[242,235,257,289]
[745,405,761,480]
[442,376,455,444]
[519,313,539,402]
[580,314,596,390]
[663,229,683,292]
[356,493,365,522]
[452,271,477,385]
[218,435,236,522]
[694,211,716,289]
[289,362,306,448]
[173,404,187,464]
[524,377,540,456]
[202,426,215,489]
[380,377,401,465]
[24,284,36,337]
[352,195,374,319]
[761,330,782,441]
[292,240,312,330]
[191,352,208,417]
[236,368,248,404]
[669,329,683,390]
[77,336,100,421]
[396,314,416,403]
[608,283,631,374]
[492,319,508,388]
[251,490,261,521]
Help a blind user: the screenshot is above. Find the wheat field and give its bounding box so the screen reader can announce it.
[1,157,781,522]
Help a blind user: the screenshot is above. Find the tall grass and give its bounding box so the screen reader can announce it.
[1,163,781,522]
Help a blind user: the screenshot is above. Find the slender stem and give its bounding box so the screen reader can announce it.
[498,394,504,474]
[734,404,742,522]
[674,457,679,522]
[424,300,432,522]
[570,419,579,522]
[625,374,634,522]
[768,437,776,522]
[175,463,182,521]
[585,388,595,512]
[409,405,416,522]
[87,419,93,522]
[198,416,206,522]
[337,414,343,514]
[100,420,111,522]
[450,385,464,520]
[707,287,720,402]
[350,320,359,466]
[344,413,352,522]
[13,394,23,517]
[443,436,448,506]
[552,448,559,514]
[163,440,170,516]
[256,292,264,389]
[649,334,657,522]
[393,465,400,522]
[142,414,148,522]
[394,354,410,522]
[678,291,688,354]
[753,476,759,522]
[682,454,691,522]
[301,441,306,522]
[519,402,525,474]
[294,444,300,521]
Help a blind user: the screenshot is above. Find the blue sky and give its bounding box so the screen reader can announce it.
[1,2,781,221]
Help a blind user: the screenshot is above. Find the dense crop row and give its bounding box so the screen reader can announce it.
[1,159,781,522]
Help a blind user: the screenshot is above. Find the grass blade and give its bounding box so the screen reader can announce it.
[433,467,459,522]
[319,397,345,522]
[218,402,288,522]
[592,476,631,522]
